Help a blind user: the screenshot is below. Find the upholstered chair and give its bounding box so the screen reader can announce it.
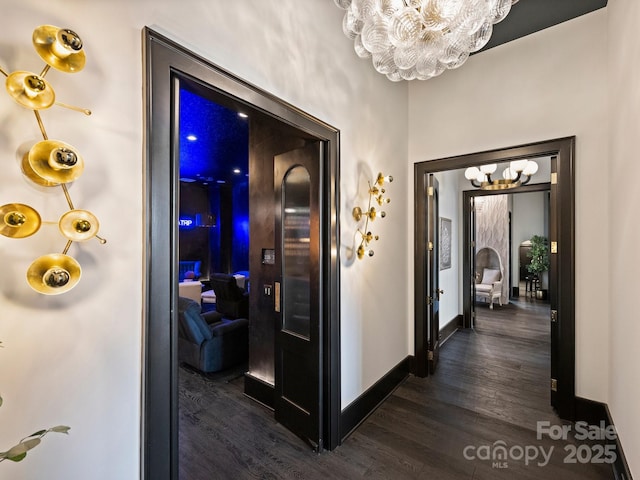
[475,268,503,309]
[475,246,504,309]
[209,273,250,319]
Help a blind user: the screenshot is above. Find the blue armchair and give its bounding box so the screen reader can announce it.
[177,297,248,373]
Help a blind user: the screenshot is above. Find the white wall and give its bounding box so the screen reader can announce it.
[0,1,408,478]
[608,0,640,475]
[408,9,610,404]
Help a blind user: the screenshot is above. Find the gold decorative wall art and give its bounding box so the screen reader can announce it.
[0,25,105,295]
[352,172,392,259]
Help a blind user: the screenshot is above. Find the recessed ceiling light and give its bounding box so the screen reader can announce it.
[238,112,248,119]
[217,180,226,184]
[233,168,241,174]
[186,134,197,141]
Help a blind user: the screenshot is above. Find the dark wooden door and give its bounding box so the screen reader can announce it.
[427,174,441,374]
[469,196,477,328]
[274,142,323,450]
[548,161,559,413]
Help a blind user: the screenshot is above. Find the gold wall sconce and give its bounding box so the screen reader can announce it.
[0,25,105,295]
[352,172,393,259]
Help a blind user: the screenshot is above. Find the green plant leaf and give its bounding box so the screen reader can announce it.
[50,426,71,434]
[3,438,42,460]
[527,235,550,275]
[0,426,70,463]
[5,452,27,462]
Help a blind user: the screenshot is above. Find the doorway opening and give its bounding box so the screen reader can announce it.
[143,28,341,480]
[414,137,575,422]
[463,186,553,423]
[464,181,552,327]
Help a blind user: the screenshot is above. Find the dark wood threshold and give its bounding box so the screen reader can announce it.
[340,356,411,441]
[575,397,633,480]
[440,314,462,347]
[244,373,275,410]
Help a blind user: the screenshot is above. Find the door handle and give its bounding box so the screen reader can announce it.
[437,288,444,300]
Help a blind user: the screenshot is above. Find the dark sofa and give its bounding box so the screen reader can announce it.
[177,296,248,373]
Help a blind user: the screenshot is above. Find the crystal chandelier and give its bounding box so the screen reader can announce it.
[334,0,519,81]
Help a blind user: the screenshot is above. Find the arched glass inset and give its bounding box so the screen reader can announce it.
[282,166,311,339]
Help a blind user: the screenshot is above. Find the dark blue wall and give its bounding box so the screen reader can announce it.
[179,86,249,278]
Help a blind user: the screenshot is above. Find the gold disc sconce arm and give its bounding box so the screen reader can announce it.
[352,172,393,259]
[0,26,105,295]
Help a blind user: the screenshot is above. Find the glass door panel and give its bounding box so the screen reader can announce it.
[282,166,311,339]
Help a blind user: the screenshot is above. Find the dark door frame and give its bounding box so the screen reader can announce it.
[143,28,341,480]
[426,174,441,374]
[414,137,575,421]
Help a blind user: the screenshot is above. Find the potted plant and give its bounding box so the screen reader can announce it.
[527,235,550,299]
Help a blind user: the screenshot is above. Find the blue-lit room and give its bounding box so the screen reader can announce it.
[173,67,323,404]
[178,86,250,285]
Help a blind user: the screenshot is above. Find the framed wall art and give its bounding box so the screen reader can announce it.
[440,217,452,270]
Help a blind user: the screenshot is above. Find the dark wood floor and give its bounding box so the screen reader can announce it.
[179,298,614,479]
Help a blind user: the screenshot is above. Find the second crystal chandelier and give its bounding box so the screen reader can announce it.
[334,0,518,81]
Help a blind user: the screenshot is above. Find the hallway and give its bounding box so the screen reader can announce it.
[178,299,613,479]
